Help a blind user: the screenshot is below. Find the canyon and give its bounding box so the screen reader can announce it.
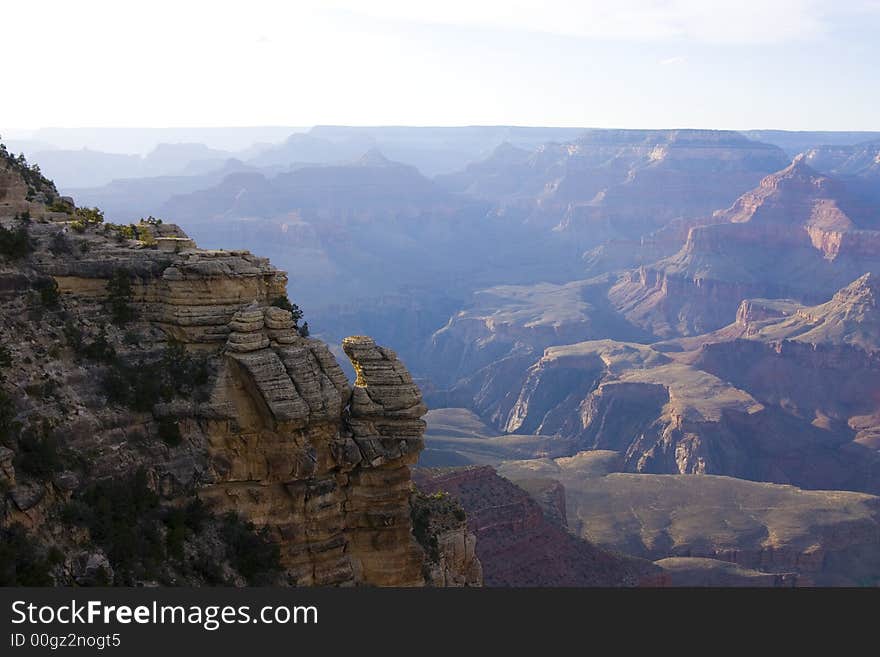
[6,126,880,587]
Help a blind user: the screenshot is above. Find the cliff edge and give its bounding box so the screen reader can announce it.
[0,149,480,586]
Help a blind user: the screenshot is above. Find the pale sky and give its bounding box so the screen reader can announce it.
[5,0,880,130]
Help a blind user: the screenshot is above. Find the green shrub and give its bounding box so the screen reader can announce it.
[136,225,157,247]
[0,524,55,586]
[106,269,135,325]
[101,340,208,412]
[74,206,104,226]
[0,224,31,259]
[0,388,20,445]
[410,490,467,561]
[104,223,138,241]
[219,512,282,585]
[48,231,72,255]
[0,142,59,202]
[64,471,280,586]
[0,342,11,375]
[164,508,187,561]
[65,322,116,363]
[163,340,209,388]
[157,418,182,447]
[63,468,164,585]
[163,499,206,561]
[63,320,84,351]
[15,427,63,481]
[47,200,73,214]
[82,334,116,363]
[34,278,60,309]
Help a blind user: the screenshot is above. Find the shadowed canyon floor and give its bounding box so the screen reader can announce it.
[423,414,880,585]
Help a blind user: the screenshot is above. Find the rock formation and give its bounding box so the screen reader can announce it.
[0,154,480,586]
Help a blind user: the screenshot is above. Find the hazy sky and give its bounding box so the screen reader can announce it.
[5,0,880,130]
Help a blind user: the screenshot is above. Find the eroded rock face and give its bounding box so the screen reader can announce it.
[170,306,447,586]
[609,158,880,338]
[0,166,29,213]
[0,160,480,586]
[45,246,289,345]
[609,157,880,337]
[432,325,880,493]
[438,130,789,243]
[198,327,486,586]
[410,489,482,587]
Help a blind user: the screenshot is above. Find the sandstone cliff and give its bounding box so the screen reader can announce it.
[0,153,480,586]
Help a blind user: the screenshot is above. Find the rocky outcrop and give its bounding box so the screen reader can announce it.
[805,141,880,179]
[0,158,483,587]
[0,167,30,216]
[693,338,880,419]
[175,307,446,585]
[426,281,600,386]
[425,276,655,390]
[44,244,288,345]
[199,323,485,586]
[410,489,482,586]
[726,273,880,352]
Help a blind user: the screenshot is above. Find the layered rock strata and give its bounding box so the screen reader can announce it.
[609,157,880,338]
[1,158,479,586]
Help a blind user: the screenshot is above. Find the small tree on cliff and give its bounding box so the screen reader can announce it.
[270,295,304,329]
[106,269,135,325]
